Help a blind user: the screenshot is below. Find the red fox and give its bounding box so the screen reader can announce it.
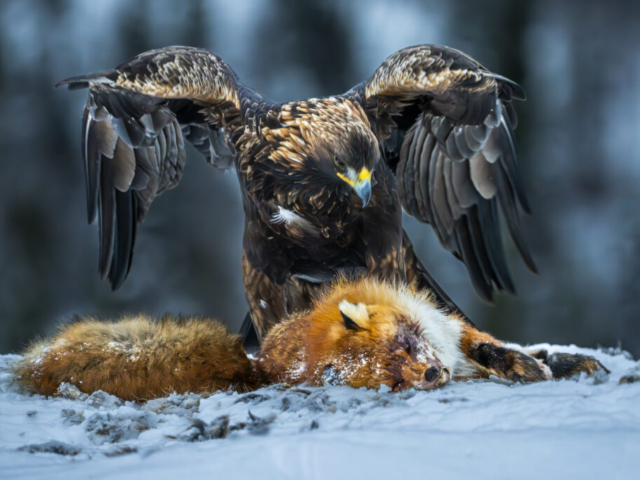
[16,278,607,400]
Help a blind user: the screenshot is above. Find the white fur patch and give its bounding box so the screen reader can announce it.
[393,288,472,378]
[271,206,315,232]
[537,361,553,380]
[338,301,369,325]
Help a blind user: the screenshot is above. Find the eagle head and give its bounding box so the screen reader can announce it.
[271,98,381,207]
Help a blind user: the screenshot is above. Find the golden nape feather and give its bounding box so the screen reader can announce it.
[15,279,607,400]
[265,98,379,172]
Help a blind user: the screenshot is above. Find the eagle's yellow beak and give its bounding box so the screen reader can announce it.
[337,167,372,207]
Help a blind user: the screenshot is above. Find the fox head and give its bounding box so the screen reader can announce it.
[304,279,454,391]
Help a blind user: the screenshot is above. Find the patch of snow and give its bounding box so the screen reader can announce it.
[0,346,639,480]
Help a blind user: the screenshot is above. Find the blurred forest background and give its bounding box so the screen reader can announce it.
[1,0,639,356]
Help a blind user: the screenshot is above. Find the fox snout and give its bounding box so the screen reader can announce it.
[416,360,451,390]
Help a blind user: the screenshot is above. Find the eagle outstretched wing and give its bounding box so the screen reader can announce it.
[361,45,536,303]
[57,47,246,289]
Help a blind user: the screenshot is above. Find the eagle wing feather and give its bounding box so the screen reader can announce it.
[57,47,245,289]
[361,44,534,303]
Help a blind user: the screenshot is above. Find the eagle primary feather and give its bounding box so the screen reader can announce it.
[58,44,535,339]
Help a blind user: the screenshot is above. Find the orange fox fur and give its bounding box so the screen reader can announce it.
[17,315,260,401]
[15,278,607,400]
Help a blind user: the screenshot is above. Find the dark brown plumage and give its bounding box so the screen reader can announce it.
[57,44,535,341]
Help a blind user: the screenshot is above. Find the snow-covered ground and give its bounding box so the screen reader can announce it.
[1,345,638,480]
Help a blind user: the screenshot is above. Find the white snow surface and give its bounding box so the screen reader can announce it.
[1,345,638,480]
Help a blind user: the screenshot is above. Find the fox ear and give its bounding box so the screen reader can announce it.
[340,311,363,331]
[339,300,369,331]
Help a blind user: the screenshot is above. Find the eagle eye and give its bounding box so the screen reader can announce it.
[334,156,347,170]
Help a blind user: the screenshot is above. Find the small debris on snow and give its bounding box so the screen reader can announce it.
[179,416,231,442]
[103,445,138,457]
[234,392,270,405]
[438,397,469,404]
[86,391,123,409]
[56,382,88,401]
[619,373,640,384]
[84,411,156,445]
[18,440,82,456]
[61,408,85,425]
[247,410,277,435]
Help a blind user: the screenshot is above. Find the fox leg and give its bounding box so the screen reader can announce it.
[458,322,551,382]
[522,349,609,379]
[458,322,608,382]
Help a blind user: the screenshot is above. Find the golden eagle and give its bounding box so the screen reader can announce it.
[57,45,535,342]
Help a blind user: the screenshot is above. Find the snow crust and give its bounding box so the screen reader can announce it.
[1,345,638,480]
